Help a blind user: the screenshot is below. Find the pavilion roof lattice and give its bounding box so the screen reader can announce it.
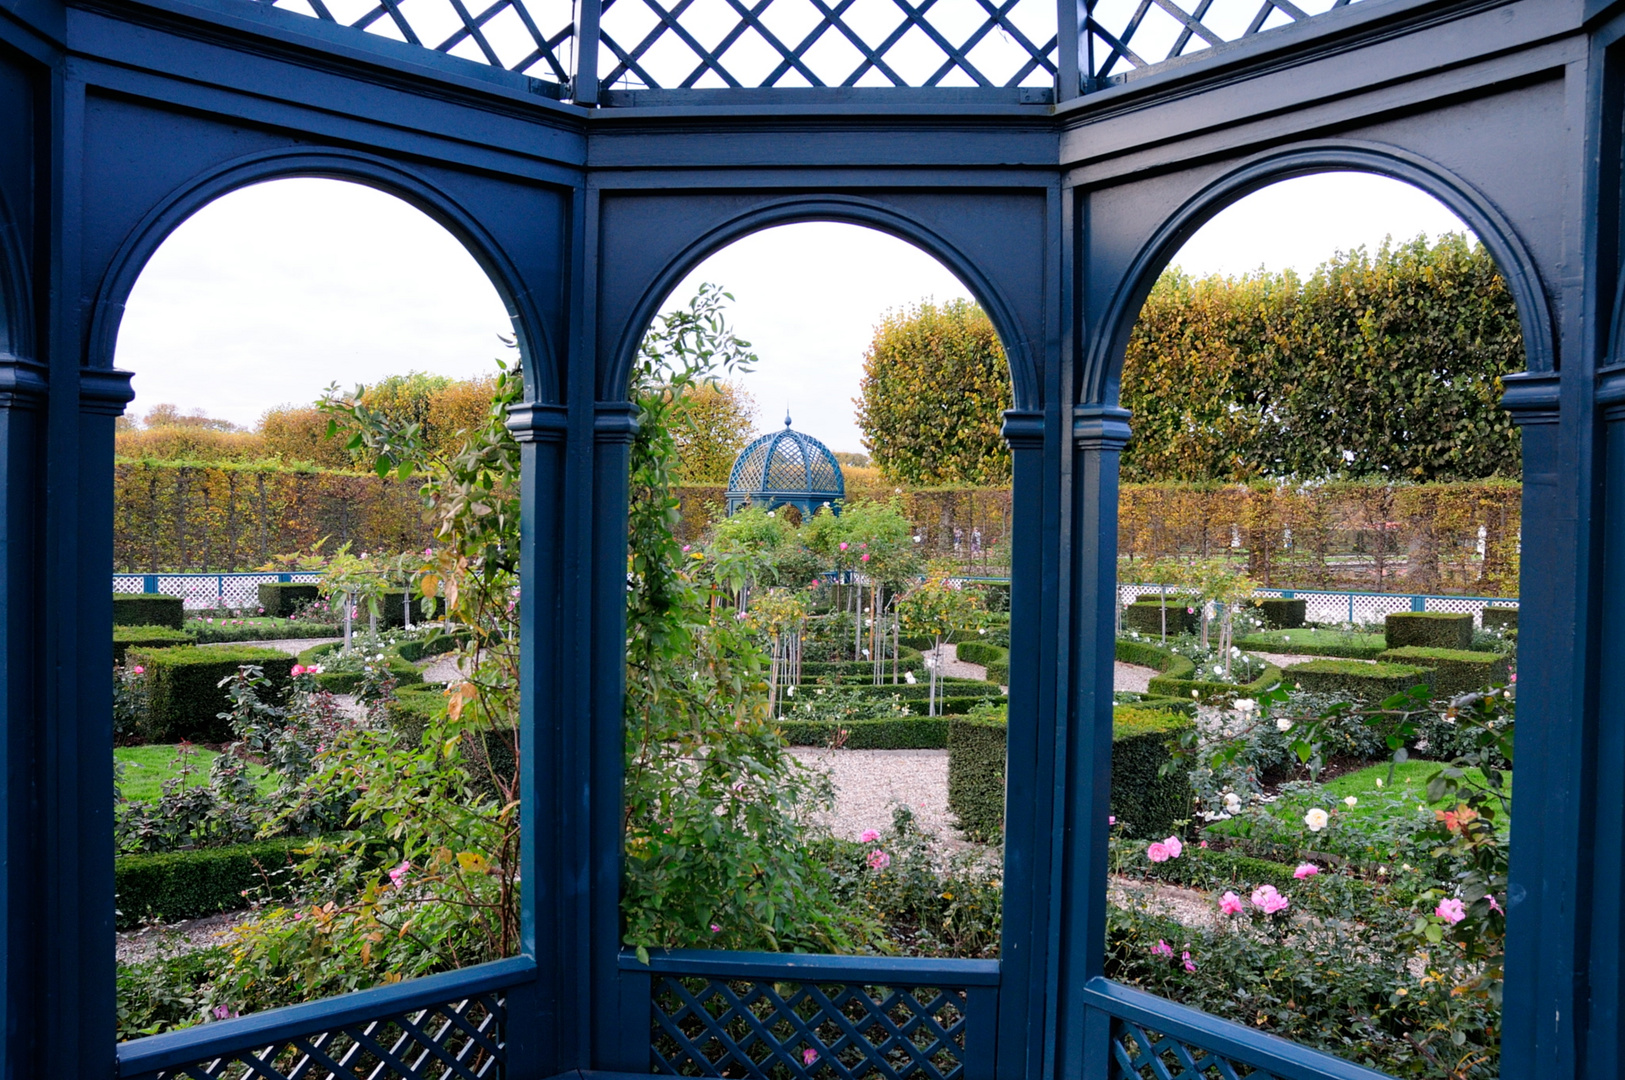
[726,415,846,518]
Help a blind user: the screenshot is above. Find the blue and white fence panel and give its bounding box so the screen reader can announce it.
[113,571,323,611]
[1118,584,1517,629]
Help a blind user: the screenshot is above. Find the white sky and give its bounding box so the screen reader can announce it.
[115,171,1469,454]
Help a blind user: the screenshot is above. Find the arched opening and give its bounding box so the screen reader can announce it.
[620,220,1019,981]
[1103,170,1521,1077]
[109,176,529,1052]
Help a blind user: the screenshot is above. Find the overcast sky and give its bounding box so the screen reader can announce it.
[115,171,1468,454]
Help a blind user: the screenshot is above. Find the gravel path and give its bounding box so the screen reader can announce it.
[243,637,341,656]
[790,747,983,854]
[1250,650,1333,671]
[117,910,252,965]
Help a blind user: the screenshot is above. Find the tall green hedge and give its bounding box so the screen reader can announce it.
[256,582,319,617]
[1385,612,1473,651]
[1285,659,1434,700]
[1482,606,1518,632]
[114,837,308,929]
[113,593,183,630]
[114,625,196,664]
[127,645,296,742]
[1251,598,1306,630]
[947,705,1192,842]
[1377,646,1509,696]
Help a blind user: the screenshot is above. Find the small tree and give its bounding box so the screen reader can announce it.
[896,569,985,716]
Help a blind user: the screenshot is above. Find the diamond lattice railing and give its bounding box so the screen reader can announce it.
[595,0,1058,91]
[1109,1018,1278,1080]
[133,992,506,1080]
[257,0,575,84]
[651,975,969,1080]
[1084,0,1364,84]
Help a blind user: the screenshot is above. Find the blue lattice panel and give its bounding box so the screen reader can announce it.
[651,975,969,1080]
[1110,1019,1277,1080]
[123,991,505,1080]
[1085,0,1366,84]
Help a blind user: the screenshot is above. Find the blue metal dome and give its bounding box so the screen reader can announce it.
[725,413,846,518]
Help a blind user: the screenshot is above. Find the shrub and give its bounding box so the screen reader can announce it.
[985,656,1008,684]
[1377,646,1509,696]
[1141,846,1300,893]
[947,705,1192,841]
[257,582,319,618]
[1114,638,1196,677]
[1234,629,1387,659]
[192,619,342,645]
[1250,597,1306,629]
[1284,659,1434,700]
[800,647,923,678]
[777,716,952,749]
[114,625,196,664]
[392,632,466,663]
[114,593,183,630]
[1122,600,1199,636]
[114,837,308,929]
[127,646,296,742]
[384,683,448,745]
[1147,664,1282,704]
[954,640,1006,667]
[297,640,423,693]
[1384,611,1472,651]
[1482,606,1518,632]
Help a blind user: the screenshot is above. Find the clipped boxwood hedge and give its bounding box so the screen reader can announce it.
[114,625,196,664]
[1234,629,1387,659]
[192,620,342,645]
[1121,600,1199,636]
[114,593,183,630]
[1377,646,1510,696]
[1482,606,1518,632]
[947,705,1193,842]
[1143,846,1302,893]
[801,647,923,678]
[256,582,319,618]
[1285,659,1434,700]
[127,645,296,742]
[777,716,952,749]
[1147,662,1281,704]
[1114,638,1197,678]
[1385,611,1473,651]
[954,640,1006,666]
[384,683,449,745]
[114,837,308,929]
[985,656,1008,684]
[1250,597,1306,630]
[392,631,465,663]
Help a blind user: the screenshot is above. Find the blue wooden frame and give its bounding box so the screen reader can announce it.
[0,0,1619,1077]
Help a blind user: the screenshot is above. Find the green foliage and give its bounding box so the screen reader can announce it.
[896,570,986,716]
[1122,600,1199,636]
[1286,659,1434,700]
[1481,606,1517,631]
[114,838,308,930]
[855,298,1012,485]
[947,704,1192,842]
[191,618,342,645]
[1251,598,1306,629]
[117,947,227,1041]
[1115,637,1197,675]
[257,583,319,617]
[777,716,952,749]
[1122,234,1523,482]
[127,645,296,743]
[670,380,758,482]
[950,640,1004,666]
[114,593,184,629]
[1235,628,1388,659]
[1377,647,1509,697]
[297,640,423,694]
[1385,612,1474,651]
[115,625,197,664]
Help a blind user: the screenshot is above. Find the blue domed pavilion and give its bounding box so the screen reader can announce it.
[725,414,846,518]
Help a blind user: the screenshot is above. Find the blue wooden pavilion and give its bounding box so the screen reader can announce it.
[725,415,846,519]
[0,1,1620,1079]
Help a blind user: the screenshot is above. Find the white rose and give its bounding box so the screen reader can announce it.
[1343,795,1358,808]
[1223,793,1242,814]
[1304,808,1330,832]
[1234,698,1256,713]
[1276,718,1293,732]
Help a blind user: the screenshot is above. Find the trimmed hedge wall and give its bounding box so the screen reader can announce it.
[1377,646,1510,696]
[801,648,923,678]
[393,632,465,664]
[1251,598,1306,630]
[192,620,342,645]
[1121,600,1199,636]
[985,657,1008,684]
[947,705,1192,842]
[256,582,319,618]
[127,645,296,742]
[114,837,307,929]
[1285,659,1434,700]
[777,716,952,749]
[1114,638,1196,678]
[114,625,196,664]
[1482,606,1519,632]
[954,640,1006,666]
[1234,629,1387,659]
[1147,662,1282,704]
[1385,612,1473,651]
[114,593,183,630]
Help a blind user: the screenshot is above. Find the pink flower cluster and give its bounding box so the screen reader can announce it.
[1151,939,1173,958]
[859,829,880,843]
[867,849,891,871]
[1435,898,1466,925]
[1293,862,1320,879]
[1251,885,1289,914]
[388,860,411,887]
[1146,835,1183,863]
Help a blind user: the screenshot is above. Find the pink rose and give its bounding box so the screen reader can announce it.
[1146,842,1170,863]
[131,666,145,675]
[710,923,722,933]
[1151,939,1173,958]
[1436,898,1466,924]
[839,542,848,551]
[803,1049,818,1066]
[1108,816,1116,825]
[859,829,880,843]
[1487,895,1504,915]
[388,860,411,887]
[867,849,891,871]
[1162,835,1183,858]
[1219,891,1244,915]
[1182,950,1196,973]
[861,553,870,562]
[1293,863,1320,879]
[1251,885,1289,914]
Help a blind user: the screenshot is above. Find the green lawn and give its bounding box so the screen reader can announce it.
[115,744,277,802]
